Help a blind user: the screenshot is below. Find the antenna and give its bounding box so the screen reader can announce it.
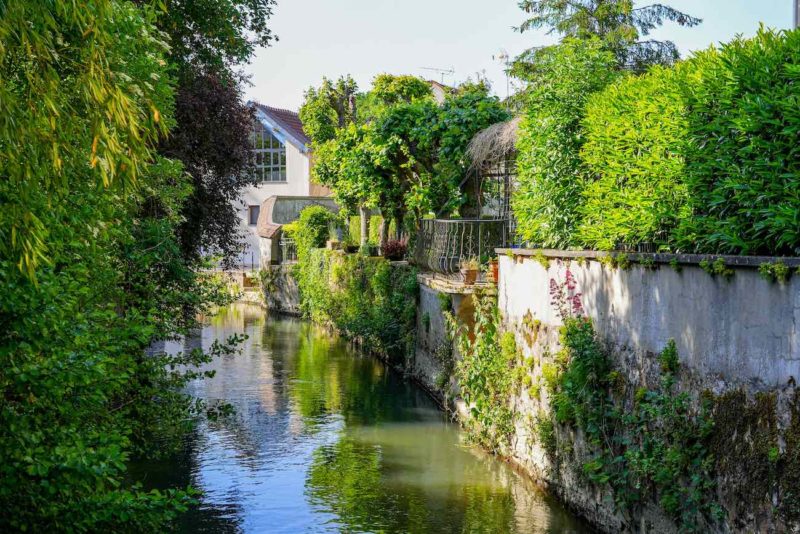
[420,66,455,84]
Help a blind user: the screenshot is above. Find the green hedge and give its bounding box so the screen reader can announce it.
[676,28,800,255]
[579,65,692,250]
[513,38,621,249]
[513,28,800,255]
[295,249,418,364]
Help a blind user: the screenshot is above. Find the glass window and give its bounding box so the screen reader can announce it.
[248,205,260,226]
[251,122,287,182]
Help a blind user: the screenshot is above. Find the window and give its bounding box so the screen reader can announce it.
[251,123,287,182]
[248,205,260,226]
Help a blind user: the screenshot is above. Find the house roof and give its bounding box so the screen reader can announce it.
[252,103,311,151]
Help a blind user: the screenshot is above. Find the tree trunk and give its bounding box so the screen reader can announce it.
[392,214,403,240]
[379,216,389,248]
[359,206,370,250]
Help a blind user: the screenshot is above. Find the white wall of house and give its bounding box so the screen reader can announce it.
[236,142,311,268]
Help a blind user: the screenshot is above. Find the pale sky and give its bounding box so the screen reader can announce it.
[243,0,795,110]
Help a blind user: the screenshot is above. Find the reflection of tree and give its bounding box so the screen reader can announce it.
[305,436,519,533]
[286,324,429,430]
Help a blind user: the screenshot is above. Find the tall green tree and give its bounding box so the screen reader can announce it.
[517,0,700,69]
[300,76,359,143]
[144,0,278,265]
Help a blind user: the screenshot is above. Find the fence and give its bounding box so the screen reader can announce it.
[414,218,509,274]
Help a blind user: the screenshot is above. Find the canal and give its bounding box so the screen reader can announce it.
[137,303,589,533]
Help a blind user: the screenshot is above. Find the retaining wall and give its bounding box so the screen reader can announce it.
[413,250,800,533]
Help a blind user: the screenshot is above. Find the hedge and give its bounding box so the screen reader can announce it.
[513,27,800,256]
[579,64,692,250]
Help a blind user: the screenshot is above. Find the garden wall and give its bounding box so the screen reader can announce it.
[413,250,800,533]
[261,264,301,315]
[498,250,800,391]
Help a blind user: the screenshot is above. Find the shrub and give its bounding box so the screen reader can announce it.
[288,205,337,258]
[295,250,418,363]
[579,65,692,250]
[382,239,407,260]
[675,27,800,255]
[513,38,621,248]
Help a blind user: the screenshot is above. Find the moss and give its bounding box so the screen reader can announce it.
[533,251,551,270]
[708,390,778,524]
[779,393,800,523]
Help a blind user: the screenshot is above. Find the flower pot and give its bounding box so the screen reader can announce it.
[461,268,477,285]
[489,260,499,284]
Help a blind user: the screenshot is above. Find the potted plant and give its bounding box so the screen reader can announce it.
[460,257,479,285]
[488,256,499,284]
[382,239,407,261]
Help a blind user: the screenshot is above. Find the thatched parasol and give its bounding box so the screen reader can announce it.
[467,116,521,171]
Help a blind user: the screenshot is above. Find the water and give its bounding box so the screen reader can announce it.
[137,303,589,533]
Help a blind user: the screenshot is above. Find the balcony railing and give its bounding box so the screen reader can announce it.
[279,236,297,263]
[414,218,509,274]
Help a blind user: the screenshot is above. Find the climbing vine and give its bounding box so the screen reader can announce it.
[544,267,720,531]
[446,289,518,453]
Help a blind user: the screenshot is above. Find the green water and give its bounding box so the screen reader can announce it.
[137,303,589,533]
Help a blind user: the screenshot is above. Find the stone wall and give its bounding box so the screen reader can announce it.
[262,264,301,315]
[413,250,800,533]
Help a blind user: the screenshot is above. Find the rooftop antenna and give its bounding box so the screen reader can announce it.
[421,66,455,85]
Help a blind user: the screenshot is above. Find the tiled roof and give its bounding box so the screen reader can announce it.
[253,103,310,147]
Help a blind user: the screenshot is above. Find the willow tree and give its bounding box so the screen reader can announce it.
[0,1,169,278]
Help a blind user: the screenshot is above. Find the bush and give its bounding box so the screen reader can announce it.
[512,38,621,249]
[295,250,418,363]
[382,239,407,260]
[676,27,800,255]
[287,206,337,258]
[579,65,692,250]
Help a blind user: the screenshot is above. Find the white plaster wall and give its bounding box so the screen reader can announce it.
[236,143,311,267]
[498,254,800,390]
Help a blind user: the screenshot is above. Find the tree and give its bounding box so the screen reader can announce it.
[0,1,239,530]
[159,73,256,263]
[145,0,278,265]
[517,0,701,69]
[300,76,359,143]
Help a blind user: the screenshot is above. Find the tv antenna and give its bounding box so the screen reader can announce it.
[421,66,455,84]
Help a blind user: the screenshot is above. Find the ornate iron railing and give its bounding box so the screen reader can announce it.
[279,236,297,263]
[414,218,509,274]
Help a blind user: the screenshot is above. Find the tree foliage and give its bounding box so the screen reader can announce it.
[160,73,257,263]
[0,1,256,530]
[300,76,359,144]
[513,39,620,248]
[517,0,700,69]
[0,0,169,278]
[146,0,276,265]
[307,75,509,226]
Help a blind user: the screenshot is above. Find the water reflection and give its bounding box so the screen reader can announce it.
[137,303,588,533]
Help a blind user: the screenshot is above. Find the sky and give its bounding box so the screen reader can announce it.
[243,0,795,110]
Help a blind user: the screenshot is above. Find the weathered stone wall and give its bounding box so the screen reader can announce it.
[262,264,301,316]
[413,251,800,533]
[499,252,800,391]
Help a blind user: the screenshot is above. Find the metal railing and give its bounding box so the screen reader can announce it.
[414,218,509,274]
[280,236,297,263]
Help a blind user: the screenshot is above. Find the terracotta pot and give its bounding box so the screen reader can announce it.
[490,260,499,284]
[461,268,477,285]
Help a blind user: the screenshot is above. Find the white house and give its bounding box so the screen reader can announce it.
[236,103,331,268]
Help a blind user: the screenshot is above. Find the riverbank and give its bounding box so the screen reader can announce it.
[134,303,590,533]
